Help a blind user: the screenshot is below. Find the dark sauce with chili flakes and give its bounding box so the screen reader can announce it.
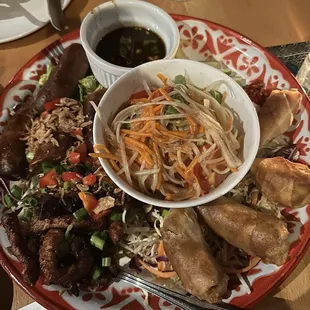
[95,26,166,68]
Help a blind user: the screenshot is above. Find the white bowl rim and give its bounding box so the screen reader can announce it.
[80,0,180,72]
[93,59,260,208]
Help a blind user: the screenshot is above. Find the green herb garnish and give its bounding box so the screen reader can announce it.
[174,75,186,85]
[11,185,22,200]
[4,195,13,208]
[209,90,223,103]
[165,106,178,115]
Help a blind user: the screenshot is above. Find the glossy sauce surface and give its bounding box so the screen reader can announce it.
[95,26,166,68]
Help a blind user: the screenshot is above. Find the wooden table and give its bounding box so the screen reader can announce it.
[0,0,309,309]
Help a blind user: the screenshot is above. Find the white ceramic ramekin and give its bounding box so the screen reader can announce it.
[93,59,260,208]
[80,0,180,87]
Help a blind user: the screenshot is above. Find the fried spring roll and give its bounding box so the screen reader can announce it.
[258,89,301,145]
[197,198,289,266]
[161,208,228,304]
[251,157,310,208]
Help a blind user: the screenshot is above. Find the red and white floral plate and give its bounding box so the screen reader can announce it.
[0,15,309,310]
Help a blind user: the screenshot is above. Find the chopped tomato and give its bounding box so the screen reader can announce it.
[82,174,97,186]
[75,143,88,162]
[44,99,60,112]
[62,171,82,182]
[78,192,98,214]
[130,90,149,100]
[193,164,210,194]
[71,128,83,137]
[39,169,58,188]
[68,152,81,165]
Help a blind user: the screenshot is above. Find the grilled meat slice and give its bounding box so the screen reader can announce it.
[2,214,40,285]
[109,220,123,244]
[29,215,106,234]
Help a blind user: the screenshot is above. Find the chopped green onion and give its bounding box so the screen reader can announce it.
[174,74,186,85]
[65,224,73,240]
[165,106,178,115]
[4,195,13,208]
[18,208,33,220]
[102,181,114,192]
[31,176,39,189]
[11,185,22,200]
[109,212,122,222]
[102,257,112,267]
[209,90,223,103]
[92,265,103,280]
[90,232,107,250]
[23,196,37,208]
[39,64,55,86]
[63,181,72,191]
[222,68,232,76]
[161,209,169,218]
[26,152,34,162]
[73,208,88,221]
[122,122,131,130]
[42,162,54,173]
[55,165,67,174]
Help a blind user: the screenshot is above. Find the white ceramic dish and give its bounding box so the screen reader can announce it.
[93,59,260,208]
[0,0,71,44]
[80,0,180,87]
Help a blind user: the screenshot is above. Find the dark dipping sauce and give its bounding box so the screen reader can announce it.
[95,26,166,68]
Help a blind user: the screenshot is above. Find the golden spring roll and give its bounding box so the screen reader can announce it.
[197,198,289,266]
[161,208,228,303]
[258,89,301,145]
[251,157,310,208]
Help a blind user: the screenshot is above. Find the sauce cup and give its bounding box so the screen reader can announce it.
[80,0,180,87]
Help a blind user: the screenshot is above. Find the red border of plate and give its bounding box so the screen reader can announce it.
[0,14,309,310]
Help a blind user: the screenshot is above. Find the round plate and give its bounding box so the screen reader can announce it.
[0,0,71,44]
[0,15,309,310]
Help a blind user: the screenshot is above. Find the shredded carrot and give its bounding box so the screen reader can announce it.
[123,136,153,155]
[157,241,166,271]
[94,144,111,153]
[121,129,152,137]
[155,123,188,138]
[230,167,238,172]
[110,160,121,173]
[153,105,162,113]
[153,142,163,190]
[159,88,172,100]
[127,145,154,167]
[198,125,205,134]
[185,156,200,175]
[222,91,227,103]
[187,115,197,135]
[157,73,167,85]
[93,144,120,172]
[138,259,177,279]
[147,89,161,101]
[226,114,232,131]
[89,153,121,161]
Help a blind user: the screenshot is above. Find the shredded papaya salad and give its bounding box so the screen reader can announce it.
[92,74,243,201]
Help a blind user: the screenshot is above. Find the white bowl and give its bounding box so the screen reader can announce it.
[80,0,180,87]
[93,59,260,208]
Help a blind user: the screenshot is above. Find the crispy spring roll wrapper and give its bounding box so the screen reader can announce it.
[251,157,310,208]
[161,208,228,304]
[258,89,302,145]
[197,198,289,266]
